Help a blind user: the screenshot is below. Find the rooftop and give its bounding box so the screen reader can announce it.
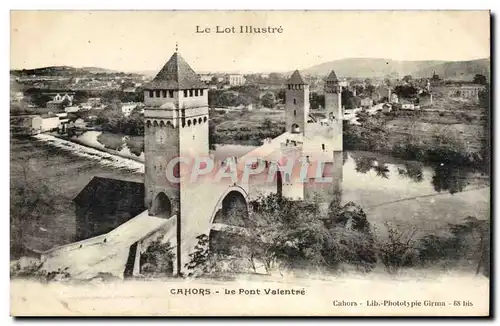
[287,70,307,85]
[325,70,339,82]
[145,52,207,90]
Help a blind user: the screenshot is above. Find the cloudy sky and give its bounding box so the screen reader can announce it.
[10,11,490,73]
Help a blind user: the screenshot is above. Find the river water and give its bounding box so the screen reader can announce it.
[73,131,490,234]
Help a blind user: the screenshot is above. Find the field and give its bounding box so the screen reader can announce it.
[211,108,285,145]
[384,109,486,153]
[10,136,142,255]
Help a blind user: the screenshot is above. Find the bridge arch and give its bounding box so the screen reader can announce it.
[208,185,249,255]
[209,185,249,227]
[150,192,172,219]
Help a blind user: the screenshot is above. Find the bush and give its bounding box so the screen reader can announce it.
[377,222,418,274]
[140,240,175,277]
[10,260,71,283]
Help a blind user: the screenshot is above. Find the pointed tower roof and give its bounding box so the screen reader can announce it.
[287,70,307,85]
[326,70,339,82]
[146,52,206,90]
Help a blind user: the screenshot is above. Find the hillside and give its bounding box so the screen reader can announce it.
[10,66,141,77]
[412,58,490,81]
[301,58,490,80]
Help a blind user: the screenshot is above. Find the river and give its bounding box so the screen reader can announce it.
[72,131,490,234]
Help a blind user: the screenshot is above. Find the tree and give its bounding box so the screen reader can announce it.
[394,85,419,99]
[365,84,375,96]
[260,92,276,108]
[309,92,325,110]
[473,74,487,85]
[378,222,418,274]
[262,118,273,129]
[140,240,175,277]
[402,75,413,83]
[341,89,355,109]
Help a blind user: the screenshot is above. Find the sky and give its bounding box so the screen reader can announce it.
[10,11,490,74]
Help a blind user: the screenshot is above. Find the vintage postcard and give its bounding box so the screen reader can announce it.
[10,10,491,316]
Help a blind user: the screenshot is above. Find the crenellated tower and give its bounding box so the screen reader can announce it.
[143,51,209,218]
[285,70,310,135]
[281,69,344,208]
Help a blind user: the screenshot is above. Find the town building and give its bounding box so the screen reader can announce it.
[122,102,143,117]
[11,91,24,103]
[400,99,420,110]
[87,98,102,106]
[198,74,214,83]
[64,106,80,113]
[46,93,74,110]
[454,84,485,100]
[31,115,60,133]
[227,74,246,86]
[390,93,399,104]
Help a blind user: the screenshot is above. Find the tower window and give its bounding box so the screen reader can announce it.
[181,109,185,117]
[162,90,167,97]
[293,99,297,105]
[149,90,154,98]
[293,110,296,116]
[184,90,188,97]
[189,89,194,97]
[200,89,204,96]
[155,90,161,97]
[322,144,325,151]
[169,90,174,98]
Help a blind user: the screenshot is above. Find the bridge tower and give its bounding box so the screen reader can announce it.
[323,70,344,206]
[143,50,209,274]
[143,50,209,218]
[285,70,310,135]
[281,69,344,209]
[324,69,343,148]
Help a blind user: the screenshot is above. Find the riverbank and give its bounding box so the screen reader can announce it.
[343,109,488,171]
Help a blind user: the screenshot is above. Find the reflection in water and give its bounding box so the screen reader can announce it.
[350,152,477,195]
[354,155,390,179]
[342,151,348,165]
[398,162,424,183]
[432,164,468,195]
[373,163,390,179]
[354,156,376,174]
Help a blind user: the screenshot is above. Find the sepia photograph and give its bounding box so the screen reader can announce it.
[9,10,491,316]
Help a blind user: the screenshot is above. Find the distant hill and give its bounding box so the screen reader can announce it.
[411,58,490,81]
[10,66,141,77]
[301,58,490,81]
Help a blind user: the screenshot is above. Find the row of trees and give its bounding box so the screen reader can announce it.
[95,104,144,136]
